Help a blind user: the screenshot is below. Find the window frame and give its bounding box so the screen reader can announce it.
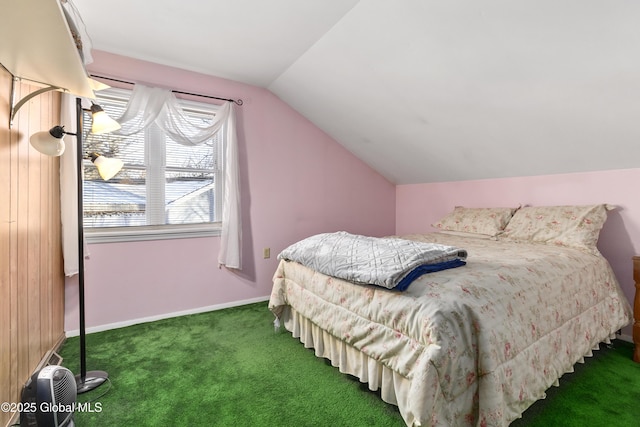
[83,87,223,244]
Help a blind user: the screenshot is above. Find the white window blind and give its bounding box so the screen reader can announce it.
[82,88,223,241]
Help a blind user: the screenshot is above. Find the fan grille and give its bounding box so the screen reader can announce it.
[52,368,77,425]
[53,368,76,405]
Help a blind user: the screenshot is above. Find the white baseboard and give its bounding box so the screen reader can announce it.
[618,333,633,344]
[65,296,271,337]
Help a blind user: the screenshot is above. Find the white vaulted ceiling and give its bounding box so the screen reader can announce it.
[74,0,640,184]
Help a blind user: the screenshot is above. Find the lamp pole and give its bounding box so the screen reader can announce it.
[74,97,108,394]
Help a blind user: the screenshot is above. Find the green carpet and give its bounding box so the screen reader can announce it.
[58,302,640,426]
[510,338,640,427]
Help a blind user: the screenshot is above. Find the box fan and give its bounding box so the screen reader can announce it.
[20,365,77,427]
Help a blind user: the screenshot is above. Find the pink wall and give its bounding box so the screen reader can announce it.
[396,168,640,337]
[67,52,637,338]
[64,51,396,332]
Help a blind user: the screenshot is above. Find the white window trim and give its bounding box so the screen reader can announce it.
[84,87,224,243]
[86,222,222,244]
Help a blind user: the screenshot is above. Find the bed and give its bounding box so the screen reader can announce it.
[268,205,633,426]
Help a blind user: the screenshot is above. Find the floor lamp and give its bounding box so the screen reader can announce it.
[30,97,122,394]
[74,96,121,393]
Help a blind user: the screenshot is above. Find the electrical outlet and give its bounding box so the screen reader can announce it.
[263,247,270,259]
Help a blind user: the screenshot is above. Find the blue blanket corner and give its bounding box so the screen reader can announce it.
[395,259,467,291]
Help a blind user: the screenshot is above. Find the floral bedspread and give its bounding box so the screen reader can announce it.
[269,232,632,426]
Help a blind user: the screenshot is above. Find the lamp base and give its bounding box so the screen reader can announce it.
[75,370,108,394]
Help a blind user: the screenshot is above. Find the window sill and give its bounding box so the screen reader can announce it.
[85,223,222,244]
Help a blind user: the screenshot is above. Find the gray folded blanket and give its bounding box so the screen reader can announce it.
[278,231,467,290]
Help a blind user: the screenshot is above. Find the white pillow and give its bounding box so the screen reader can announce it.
[432,206,519,238]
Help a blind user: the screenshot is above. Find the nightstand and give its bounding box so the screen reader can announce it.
[633,256,640,363]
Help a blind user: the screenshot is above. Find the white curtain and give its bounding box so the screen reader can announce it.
[116,85,230,145]
[59,85,242,273]
[114,84,241,269]
[59,94,85,276]
[217,106,241,269]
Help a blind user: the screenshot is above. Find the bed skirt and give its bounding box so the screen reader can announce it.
[280,305,429,426]
[277,304,619,427]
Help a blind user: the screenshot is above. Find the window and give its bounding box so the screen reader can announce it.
[83,87,223,243]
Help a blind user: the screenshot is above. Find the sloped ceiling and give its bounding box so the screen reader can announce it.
[74,0,640,184]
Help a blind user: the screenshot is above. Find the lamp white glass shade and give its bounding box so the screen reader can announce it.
[29,127,66,156]
[90,104,121,134]
[92,155,124,181]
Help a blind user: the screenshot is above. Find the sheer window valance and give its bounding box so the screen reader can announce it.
[115,85,229,145]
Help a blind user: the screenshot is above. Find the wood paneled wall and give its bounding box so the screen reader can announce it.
[0,67,65,427]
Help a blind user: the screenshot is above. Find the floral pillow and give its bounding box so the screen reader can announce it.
[500,204,609,253]
[432,206,519,238]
